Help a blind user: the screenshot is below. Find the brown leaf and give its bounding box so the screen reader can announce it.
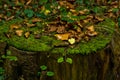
[79,9,89,15]
[57,26,66,33]
[76,27,82,33]
[31,18,41,23]
[83,19,91,23]
[87,15,94,19]
[95,16,104,21]
[87,31,98,37]
[55,33,71,40]
[26,0,32,5]
[24,32,30,38]
[58,1,74,9]
[48,26,57,32]
[6,16,15,21]
[87,25,95,32]
[84,36,89,41]
[10,24,21,30]
[15,30,23,36]
[26,23,36,27]
[70,9,76,13]
[77,21,83,28]
[34,34,41,39]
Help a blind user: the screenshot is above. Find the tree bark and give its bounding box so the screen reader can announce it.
[0,33,120,80]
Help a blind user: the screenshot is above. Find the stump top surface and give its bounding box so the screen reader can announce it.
[0,18,115,54]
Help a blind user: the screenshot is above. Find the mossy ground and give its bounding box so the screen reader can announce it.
[0,18,115,54]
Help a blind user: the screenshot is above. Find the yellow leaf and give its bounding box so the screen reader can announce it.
[15,30,23,36]
[44,10,50,15]
[68,38,75,44]
[24,32,30,38]
[55,33,70,40]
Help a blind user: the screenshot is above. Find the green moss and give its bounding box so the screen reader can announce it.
[0,18,115,54]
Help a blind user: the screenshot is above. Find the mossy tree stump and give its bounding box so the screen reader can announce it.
[0,18,120,80]
[0,34,120,80]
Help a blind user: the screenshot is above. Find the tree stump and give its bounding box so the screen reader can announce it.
[0,32,120,80]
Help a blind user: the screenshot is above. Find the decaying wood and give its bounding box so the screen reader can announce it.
[0,32,119,80]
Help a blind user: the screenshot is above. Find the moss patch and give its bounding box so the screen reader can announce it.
[0,18,115,54]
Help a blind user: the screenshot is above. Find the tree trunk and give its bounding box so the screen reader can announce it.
[0,32,120,80]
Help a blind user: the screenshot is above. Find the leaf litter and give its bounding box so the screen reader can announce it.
[0,0,118,46]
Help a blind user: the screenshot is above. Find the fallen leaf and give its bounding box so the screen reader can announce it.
[34,34,41,39]
[6,16,14,21]
[79,9,89,15]
[84,36,89,41]
[77,27,82,33]
[87,25,95,32]
[44,9,50,15]
[57,26,66,33]
[5,33,11,38]
[24,32,30,38]
[26,0,32,5]
[55,33,70,40]
[77,21,83,28]
[68,38,75,44]
[48,26,57,32]
[87,31,98,36]
[31,18,41,23]
[95,16,104,21]
[10,24,21,30]
[70,9,76,13]
[83,19,91,23]
[26,23,36,27]
[15,30,23,36]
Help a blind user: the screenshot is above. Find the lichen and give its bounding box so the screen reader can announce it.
[0,18,115,54]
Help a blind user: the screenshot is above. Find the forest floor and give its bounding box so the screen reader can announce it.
[0,0,119,53]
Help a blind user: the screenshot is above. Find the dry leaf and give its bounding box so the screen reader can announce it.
[95,16,104,21]
[24,32,30,38]
[77,27,82,33]
[77,21,83,28]
[57,26,66,33]
[6,16,14,21]
[26,23,36,27]
[68,38,75,44]
[48,26,57,32]
[83,19,91,23]
[34,34,41,39]
[79,10,85,15]
[15,30,23,36]
[87,15,94,19]
[87,25,95,32]
[70,9,76,13]
[79,9,89,15]
[55,33,70,40]
[87,31,98,36]
[84,36,89,41]
[26,0,32,5]
[10,24,21,30]
[5,33,11,38]
[32,18,41,23]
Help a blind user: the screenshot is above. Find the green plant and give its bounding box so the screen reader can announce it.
[24,9,34,18]
[57,57,73,64]
[37,65,54,77]
[0,67,5,80]
[2,50,17,61]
